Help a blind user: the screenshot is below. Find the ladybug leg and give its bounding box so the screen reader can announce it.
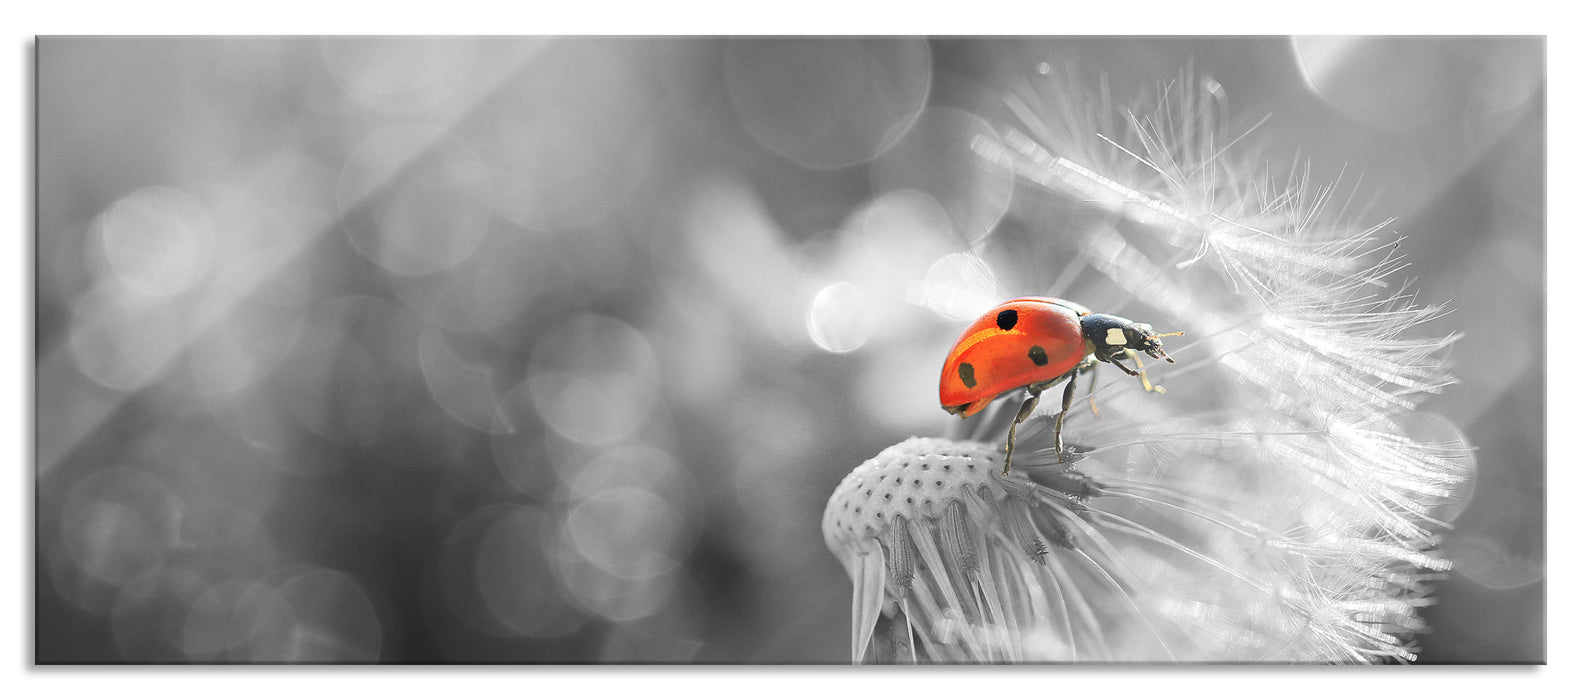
[1003,391,1040,475]
[1084,361,1102,418]
[1121,348,1166,393]
[1051,369,1081,463]
[1106,356,1141,377]
[1003,377,1062,475]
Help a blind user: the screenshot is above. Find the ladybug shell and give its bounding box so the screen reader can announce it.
[938,297,1088,417]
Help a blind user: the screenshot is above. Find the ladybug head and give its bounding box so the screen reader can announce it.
[1131,324,1183,363]
[1080,313,1183,364]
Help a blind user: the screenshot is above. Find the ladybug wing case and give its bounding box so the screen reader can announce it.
[938,299,1087,417]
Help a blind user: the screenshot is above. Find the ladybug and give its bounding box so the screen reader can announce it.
[938,297,1182,474]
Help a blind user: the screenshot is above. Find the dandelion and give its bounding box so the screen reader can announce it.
[822,70,1472,663]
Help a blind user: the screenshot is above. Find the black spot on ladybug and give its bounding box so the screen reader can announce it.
[1028,345,1049,366]
[997,309,1018,331]
[958,362,977,388]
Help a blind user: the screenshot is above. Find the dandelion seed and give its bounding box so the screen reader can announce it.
[824,69,1471,664]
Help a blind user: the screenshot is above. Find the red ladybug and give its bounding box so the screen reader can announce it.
[939,297,1182,473]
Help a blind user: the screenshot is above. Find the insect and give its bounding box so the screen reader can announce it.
[938,297,1182,474]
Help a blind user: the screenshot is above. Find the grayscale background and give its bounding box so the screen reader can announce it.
[35,37,1543,663]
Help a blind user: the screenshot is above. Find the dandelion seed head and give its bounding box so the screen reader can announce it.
[823,438,1002,550]
[826,68,1472,664]
[823,436,1126,662]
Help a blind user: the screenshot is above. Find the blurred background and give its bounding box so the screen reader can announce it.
[35,37,1542,663]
